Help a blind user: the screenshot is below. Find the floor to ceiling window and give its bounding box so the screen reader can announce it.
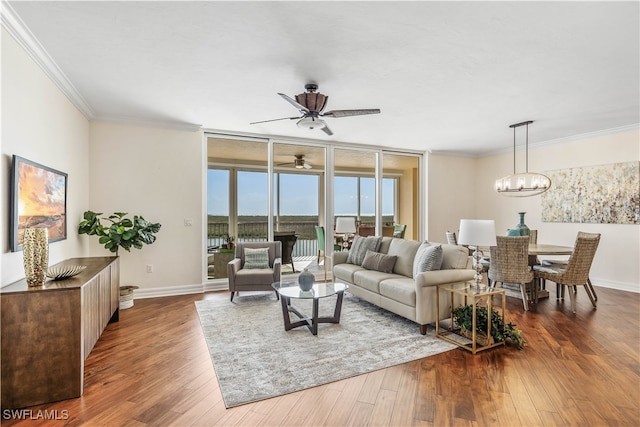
[206,134,422,281]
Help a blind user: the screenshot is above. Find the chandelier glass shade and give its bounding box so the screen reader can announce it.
[495,120,551,197]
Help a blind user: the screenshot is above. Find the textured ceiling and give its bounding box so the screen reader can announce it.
[6,1,639,156]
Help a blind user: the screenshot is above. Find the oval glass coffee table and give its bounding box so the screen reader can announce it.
[272,281,348,335]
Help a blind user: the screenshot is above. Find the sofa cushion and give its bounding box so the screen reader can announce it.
[234,268,274,285]
[347,236,382,265]
[333,262,365,284]
[353,270,399,293]
[379,277,416,306]
[386,238,421,277]
[243,247,270,269]
[378,237,393,255]
[413,242,443,277]
[441,244,471,270]
[361,250,398,273]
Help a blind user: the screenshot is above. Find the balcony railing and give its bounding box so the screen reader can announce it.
[207,220,319,257]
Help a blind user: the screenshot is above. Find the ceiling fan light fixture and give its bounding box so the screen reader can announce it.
[495,120,552,197]
[296,116,326,130]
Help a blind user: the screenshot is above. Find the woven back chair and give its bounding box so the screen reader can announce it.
[445,231,457,245]
[488,236,534,310]
[533,232,600,313]
[529,229,538,244]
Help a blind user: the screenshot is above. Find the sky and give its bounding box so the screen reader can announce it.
[207,169,395,216]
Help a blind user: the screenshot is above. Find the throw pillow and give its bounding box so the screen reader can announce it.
[244,247,270,269]
[347,236,382,265]
[361,250,398,273]
[412,242,443,277]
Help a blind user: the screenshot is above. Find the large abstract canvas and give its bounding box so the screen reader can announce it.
[10,156,68,251]
[541,161,639,224]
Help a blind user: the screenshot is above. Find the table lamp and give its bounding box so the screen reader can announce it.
[335,217,357,250]
[457,219,497,290]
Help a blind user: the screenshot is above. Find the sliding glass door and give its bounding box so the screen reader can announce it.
[206,133,422,281]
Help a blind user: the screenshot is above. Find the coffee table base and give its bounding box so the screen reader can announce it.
[278,291,345,335]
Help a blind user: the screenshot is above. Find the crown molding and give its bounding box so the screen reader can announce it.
[1,1,95,119]
[95,115,202,132]
[478,123,640,158]
[430,123,640,158]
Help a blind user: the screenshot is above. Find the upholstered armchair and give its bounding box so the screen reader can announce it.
[227,241,282,301]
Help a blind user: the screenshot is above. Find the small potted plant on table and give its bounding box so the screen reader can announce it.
[452,303,526,350]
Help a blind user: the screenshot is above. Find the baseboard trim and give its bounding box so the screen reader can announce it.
[591,278,639,294]
[132,281,230,300]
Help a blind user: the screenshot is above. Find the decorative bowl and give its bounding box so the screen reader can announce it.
[46,265,87,280]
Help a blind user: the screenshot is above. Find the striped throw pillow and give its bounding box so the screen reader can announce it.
[244,247,270,269]
[412,242,443,277]
[347,236,382,265]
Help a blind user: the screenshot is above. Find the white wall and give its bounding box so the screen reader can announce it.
[428,128,639,292]
[1,28,90,286]
[88,122,204,295]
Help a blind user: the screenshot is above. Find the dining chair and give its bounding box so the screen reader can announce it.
[315,226,341,264]
[393,224,407,238]
[533,232,600,313]
[488,236,534,311]
[445,231,458,245]
[447,230,477,258]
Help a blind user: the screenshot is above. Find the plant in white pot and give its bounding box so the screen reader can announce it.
[78,210,161,309]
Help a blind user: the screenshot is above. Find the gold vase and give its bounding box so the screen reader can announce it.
[23,228,49,287]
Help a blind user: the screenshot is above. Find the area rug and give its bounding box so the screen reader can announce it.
[195,293,456,408]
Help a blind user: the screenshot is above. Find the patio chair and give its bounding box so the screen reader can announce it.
[533,232,600,313]
[315,226,341,264]
[227,241,282,302]
[488,236,535,311]
[274,231,297,272]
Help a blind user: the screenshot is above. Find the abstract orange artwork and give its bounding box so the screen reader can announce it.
[11,156,67,251]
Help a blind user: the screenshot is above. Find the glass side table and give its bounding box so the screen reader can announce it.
[272,281,348,335]
[436,282,506,354]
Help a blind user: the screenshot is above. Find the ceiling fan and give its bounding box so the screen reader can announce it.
[278,154,312,169]
[250,83,380,136]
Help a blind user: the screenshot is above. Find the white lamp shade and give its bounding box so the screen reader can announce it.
[335,217,357,234]
[457,219,497,247]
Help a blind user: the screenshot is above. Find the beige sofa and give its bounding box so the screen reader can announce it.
[332,237,475,334]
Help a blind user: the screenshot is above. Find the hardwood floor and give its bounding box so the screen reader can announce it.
[3,285,639,426]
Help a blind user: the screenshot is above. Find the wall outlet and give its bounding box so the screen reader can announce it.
[146,264,153,273]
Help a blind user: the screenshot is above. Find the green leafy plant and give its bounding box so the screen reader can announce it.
[452,303,526,350]
[78,211,161,256]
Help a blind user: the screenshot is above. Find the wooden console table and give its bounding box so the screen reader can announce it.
[1,257,120,409]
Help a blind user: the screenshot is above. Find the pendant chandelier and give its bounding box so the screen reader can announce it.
[495,120,551,197]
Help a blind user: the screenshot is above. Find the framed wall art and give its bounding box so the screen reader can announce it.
[541,161,639,225]
[10,155,68,251]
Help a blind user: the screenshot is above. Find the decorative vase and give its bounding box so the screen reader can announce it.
[298,268,314,291]
[507,212,530,236]
[23,228,49,287]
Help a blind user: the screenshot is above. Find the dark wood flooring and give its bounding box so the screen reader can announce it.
[3,284,639,426]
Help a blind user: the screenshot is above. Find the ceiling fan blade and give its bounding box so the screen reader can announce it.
[321,124,334,136]
[322,109,381,118]
[303,162,312,170]
[278,93,310,114]
[250,116,300,125]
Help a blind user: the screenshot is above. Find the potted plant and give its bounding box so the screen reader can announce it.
[78,211,161,256]
[78,211,161,310]
[452,303,526,350]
